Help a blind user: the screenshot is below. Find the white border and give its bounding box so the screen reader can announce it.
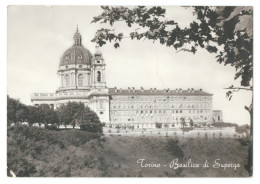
[1,0,259,184]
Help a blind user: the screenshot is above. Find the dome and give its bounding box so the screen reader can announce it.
[59,46,93,67]
[59,26,93,67]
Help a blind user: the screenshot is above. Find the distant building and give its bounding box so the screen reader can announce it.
[213,110,223,123]
[31,27,223,128]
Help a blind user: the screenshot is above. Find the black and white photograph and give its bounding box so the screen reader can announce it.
[4,4,254,179]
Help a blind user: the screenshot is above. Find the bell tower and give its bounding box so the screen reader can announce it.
[91,46,106,88]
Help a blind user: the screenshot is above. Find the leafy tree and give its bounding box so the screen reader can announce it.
[91,6,253,136]
[180,118,186,128]
[190,119,194,127]
[163,123,169,128]
[15,103,28,124]
[56,102,103,133]
[155,122,162,128]
[27,106,38,126]
[7,95,18,125]
[38,104,58,128]
[7,96,28,125]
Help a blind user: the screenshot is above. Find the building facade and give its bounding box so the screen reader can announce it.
[31,28,223,128]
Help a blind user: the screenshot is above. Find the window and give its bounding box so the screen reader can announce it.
[78,74,84,86]
[97,71,101,82]
[65,75,70,87]
[78,55,82,59]
[79,65,82,68]
[66,66,68,69]
[97,60,100,63]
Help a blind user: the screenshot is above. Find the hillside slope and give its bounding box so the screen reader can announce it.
[7,125,250,177]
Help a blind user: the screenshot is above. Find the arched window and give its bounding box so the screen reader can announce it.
[78,74,84,86]
[97,71,101,82]
[65,75,70,87]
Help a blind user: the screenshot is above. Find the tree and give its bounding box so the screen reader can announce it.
[180,118,186,128]
[91,6,253,137]
[155,122,162,129]
[27,106,38,126]
[164,123,169,128]
[15,103,28,124]
[38,104,58,128]
[79,107,103,133]
[56,102,103,133]
[190,119,194,127]
[7,96,28,125]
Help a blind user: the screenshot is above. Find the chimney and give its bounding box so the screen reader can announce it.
[199,89,202,92]
[179,88,182,93]
[191,88,194,93]
[188,88,190,93]
[176,88,179,93]
[132,87,135,92]
[150,88,153,92]
[119,88,122,92]
[128,87,131,92]
[154,88,157,92]
[114,87,118,92]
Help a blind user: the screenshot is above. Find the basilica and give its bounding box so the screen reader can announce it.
[31,28,223,128]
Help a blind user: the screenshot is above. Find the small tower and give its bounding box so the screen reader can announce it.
[91,46,106,88]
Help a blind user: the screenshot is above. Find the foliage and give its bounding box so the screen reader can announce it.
[7,125,104,177]
[7,126,250,177]
[7,95,28,125]
[91,6,252,86]
[212,122,237,127]
[56,102,103,133]
[235,124,250,134]
[164,138,184,159]
[180,117,186,127]
[190,119,194,127]
[91,6,253,137]
[163,123,169,128]
[27,106,39,126]
[38,104,58,126]
[180,127,194,132]
[155,122,162,128]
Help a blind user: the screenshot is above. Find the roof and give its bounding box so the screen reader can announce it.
[108,88,213,96]
[59,27,93,67]
[59,46,93,67]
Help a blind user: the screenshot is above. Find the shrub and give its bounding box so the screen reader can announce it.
[164,138,184,159]
[180,127,194,132]
[80,121,103,133]
[155,122,162,128]
[235,124,249,134]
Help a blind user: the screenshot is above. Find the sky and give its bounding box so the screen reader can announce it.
[7,5,252,125]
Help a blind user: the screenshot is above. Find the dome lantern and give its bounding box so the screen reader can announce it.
[73,25,82,46]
